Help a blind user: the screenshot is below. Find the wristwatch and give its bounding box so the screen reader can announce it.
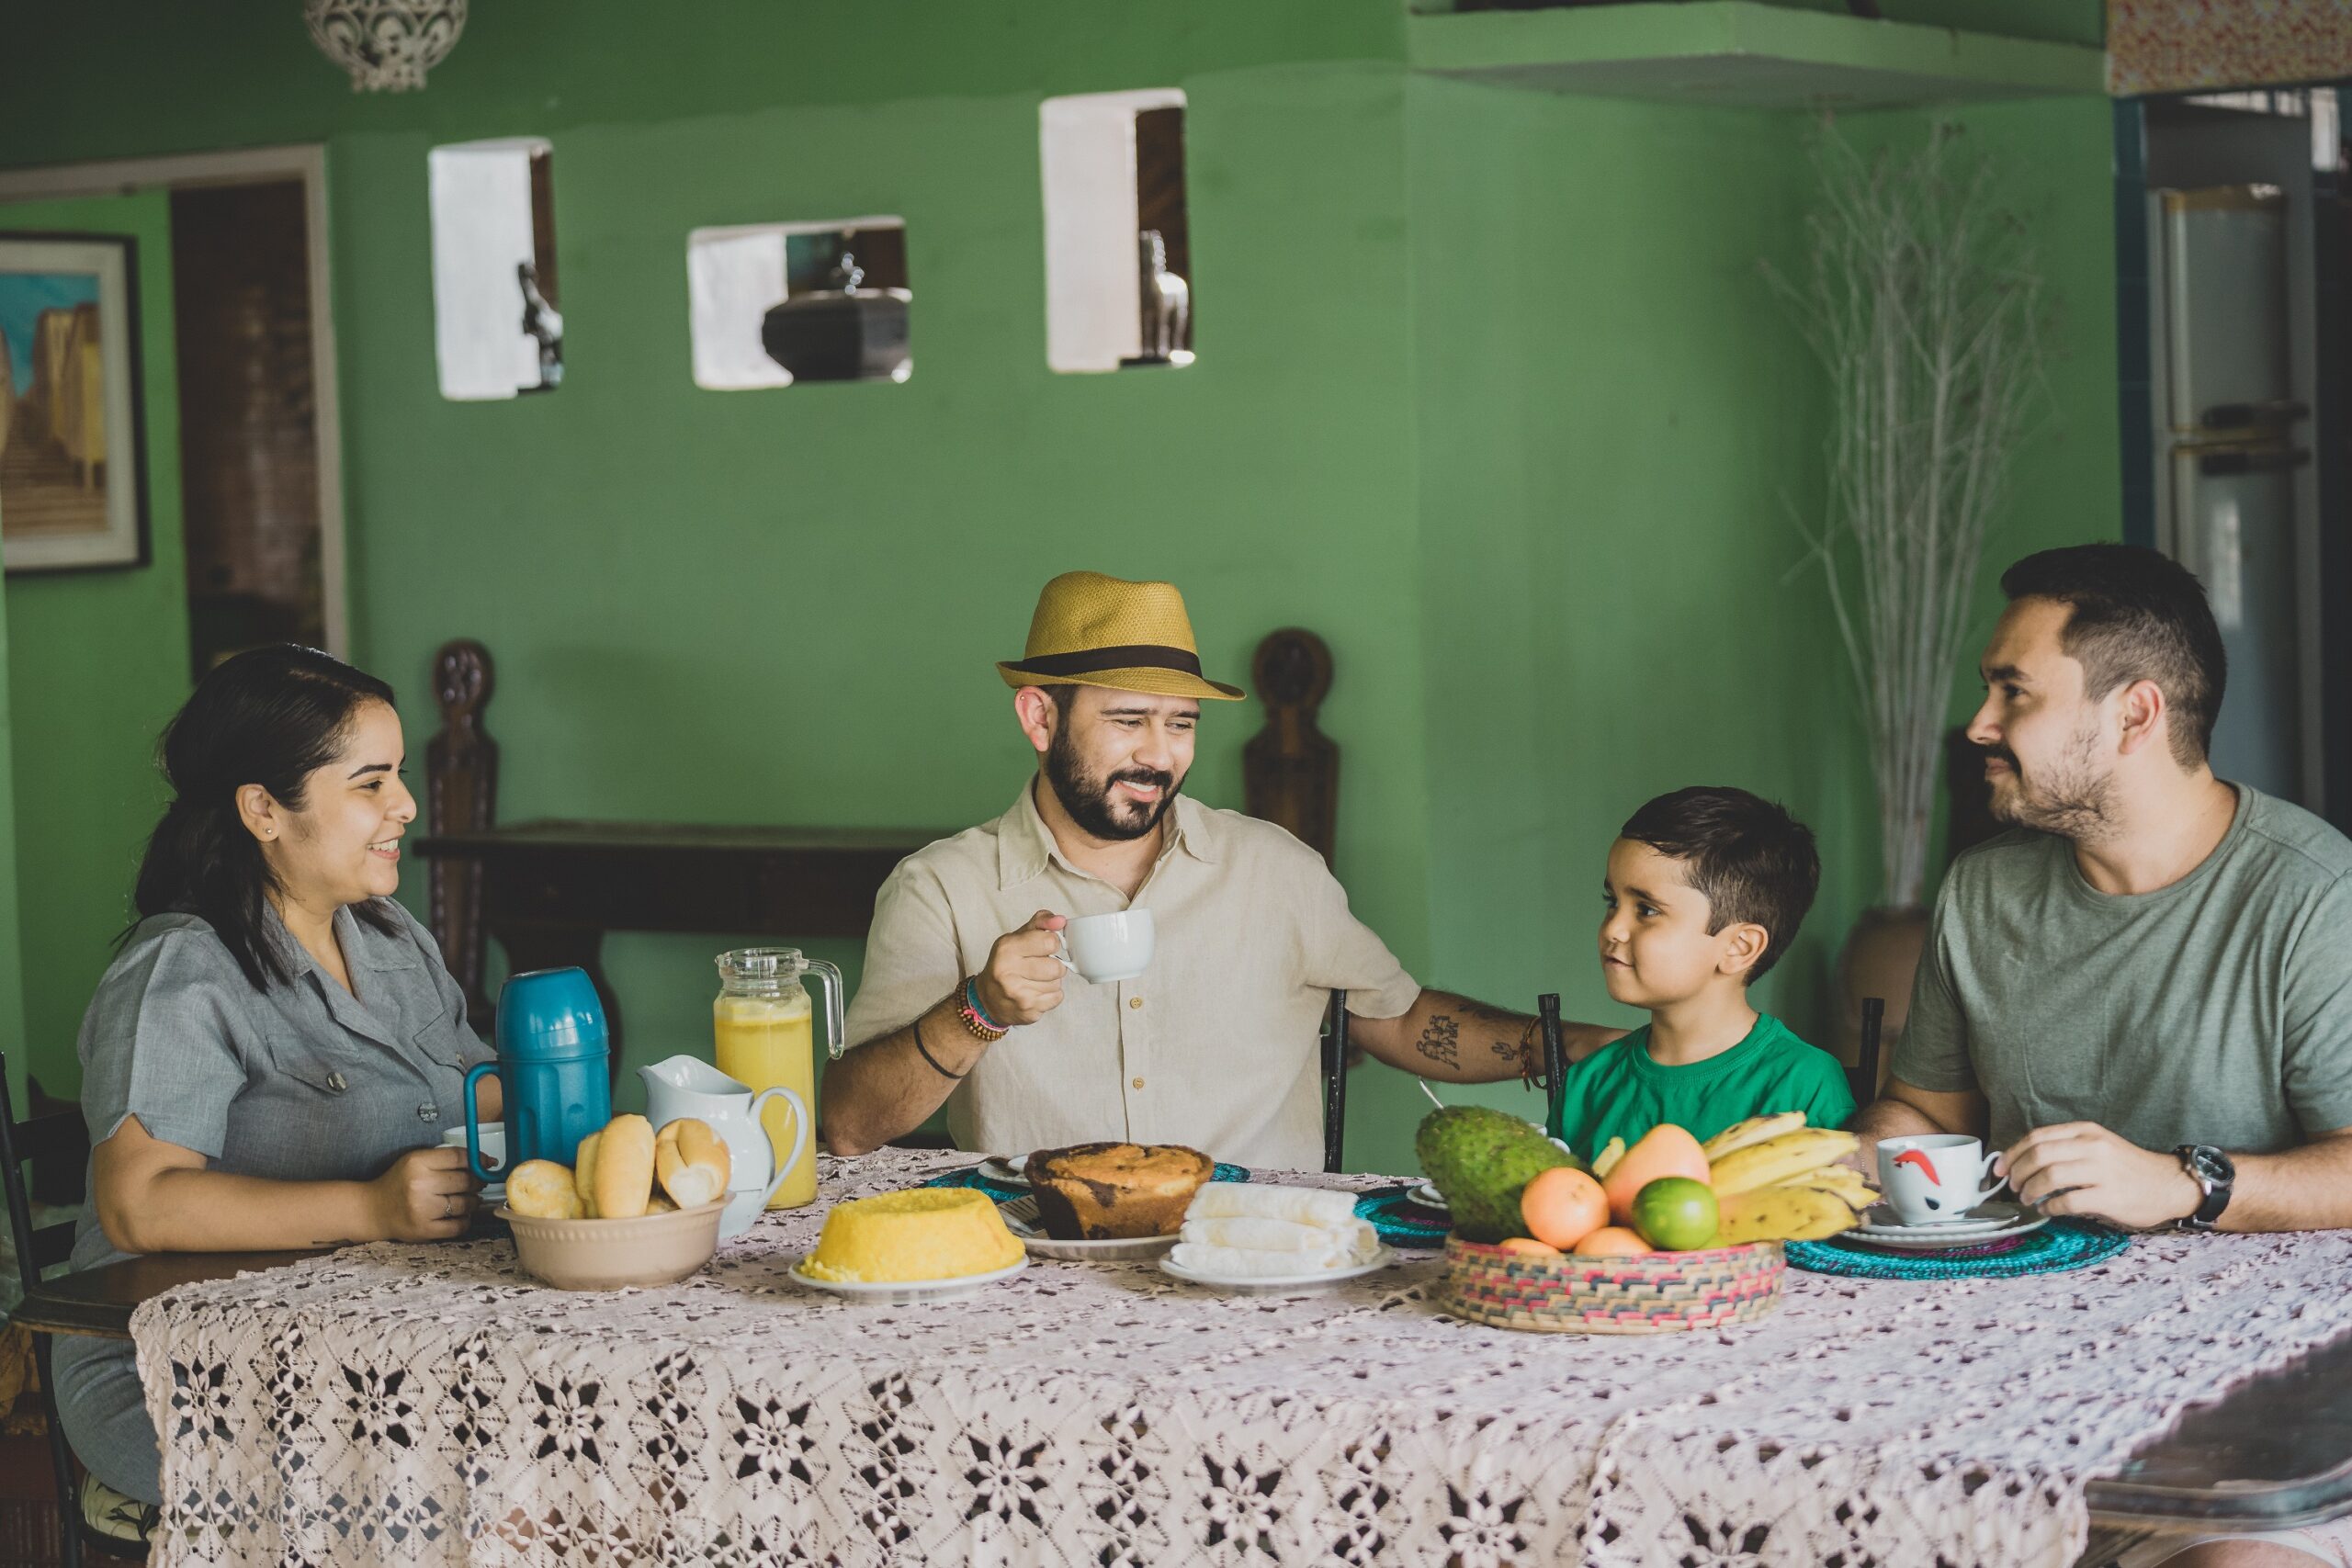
[2173,1145,2234,1231]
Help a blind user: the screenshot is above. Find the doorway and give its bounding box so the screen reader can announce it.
[0,144,348,666]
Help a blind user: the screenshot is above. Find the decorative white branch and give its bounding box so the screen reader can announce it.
[1768,122,2047,910]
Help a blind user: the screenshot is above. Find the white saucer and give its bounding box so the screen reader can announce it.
[786,1254,1027,1303]
[1159,1246,1397,1294]
[1841,1213,2047,1251]
[1407,1181,1448,1211]
[997,1195,1178,1262]
[974,1156,1031,1188]
[481,1183,505,1207]
[1856,1200,2034,1236]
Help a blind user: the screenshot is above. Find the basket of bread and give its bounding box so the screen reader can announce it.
[497,1113,731,1290]
[1421,1110,1870,1335]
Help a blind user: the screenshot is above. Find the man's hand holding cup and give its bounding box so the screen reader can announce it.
[976,911,1069,1027]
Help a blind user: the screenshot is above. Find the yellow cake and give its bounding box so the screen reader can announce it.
[801,1189,1023,1283]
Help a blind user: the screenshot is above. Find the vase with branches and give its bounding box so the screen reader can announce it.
[1767,120,2047,1073]
[1770,120,2047,910]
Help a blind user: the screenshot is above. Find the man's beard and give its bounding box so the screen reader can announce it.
[1984,718,2117,841]
[1044,724,1180,841]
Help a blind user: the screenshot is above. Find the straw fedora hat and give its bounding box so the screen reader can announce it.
[997,571,1245,701]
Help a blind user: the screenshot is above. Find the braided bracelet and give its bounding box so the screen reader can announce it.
[964,977,1007,1033]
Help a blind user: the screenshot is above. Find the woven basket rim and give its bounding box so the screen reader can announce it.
[1445,1235,1781,1269]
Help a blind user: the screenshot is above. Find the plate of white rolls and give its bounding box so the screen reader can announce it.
[1159,1182,1397,1293]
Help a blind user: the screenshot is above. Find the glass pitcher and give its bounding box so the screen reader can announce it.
[713,947,843,1209]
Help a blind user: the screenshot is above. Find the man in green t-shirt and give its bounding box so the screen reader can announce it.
[1860,544,2352,1245]
[1552,787,1855,1159]
[1860,546,2352,1568]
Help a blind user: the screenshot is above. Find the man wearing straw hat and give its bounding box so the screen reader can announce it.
[825,571,1597,1168]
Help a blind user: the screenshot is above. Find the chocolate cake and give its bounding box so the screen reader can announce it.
[1023,1142,1215,1240]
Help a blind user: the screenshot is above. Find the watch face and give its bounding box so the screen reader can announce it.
[2188,1145,2235,1185]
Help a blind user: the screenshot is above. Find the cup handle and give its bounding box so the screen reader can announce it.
[462,1062,499,1184]
[749,1086,810,1207]
[1051,941,1080,976]
[1976,1150,2008,1204]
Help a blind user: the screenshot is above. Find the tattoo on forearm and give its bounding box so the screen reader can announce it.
[1489,1036,1521,1063]
[1417,1015,1461,1066]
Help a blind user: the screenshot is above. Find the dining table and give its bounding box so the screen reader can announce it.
[44,1148,2352,1566]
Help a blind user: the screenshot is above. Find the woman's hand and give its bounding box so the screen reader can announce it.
[368,1145,481,1240]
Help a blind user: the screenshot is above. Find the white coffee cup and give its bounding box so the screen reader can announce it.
[440,1121,505,1196]
[1056,910,1154,983]
[1876,1134,2005,1225]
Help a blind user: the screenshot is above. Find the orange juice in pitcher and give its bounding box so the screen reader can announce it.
[713,947,843,1209]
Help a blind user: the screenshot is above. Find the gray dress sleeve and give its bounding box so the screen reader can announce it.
[77,926,256,1160]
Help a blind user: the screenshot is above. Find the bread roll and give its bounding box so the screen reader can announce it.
[655,1118,731,1209]
[573,1128,604,1216]
[592,1114,657,1219]
[506,1159,583,1220]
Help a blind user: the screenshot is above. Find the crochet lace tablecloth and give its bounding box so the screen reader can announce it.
[130,1148,2352,1567]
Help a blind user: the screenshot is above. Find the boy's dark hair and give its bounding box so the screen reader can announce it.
[1998,543,2227,767]
[1620,786,1820,982]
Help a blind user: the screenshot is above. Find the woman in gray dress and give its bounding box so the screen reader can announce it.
[50,645,503,1543]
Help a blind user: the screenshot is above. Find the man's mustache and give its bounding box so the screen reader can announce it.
[1977,744,2019,771]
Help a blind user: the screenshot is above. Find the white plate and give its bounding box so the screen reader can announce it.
[996,1195,1177,1261]
[1843,1213,2047,1252]
[1159,1246,1397,1294]
[1407,1181,1448,1211]
[786,1254,1028,1303]
[1856,1200,2035,1236]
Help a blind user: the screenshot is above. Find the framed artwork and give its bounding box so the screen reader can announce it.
[0,233,149,573]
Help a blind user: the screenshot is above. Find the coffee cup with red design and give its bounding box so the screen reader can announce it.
[1876,1134,2005,1225]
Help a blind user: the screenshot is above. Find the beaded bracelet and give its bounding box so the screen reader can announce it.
[956,978,1008,1043]
[964,977,1007,1033]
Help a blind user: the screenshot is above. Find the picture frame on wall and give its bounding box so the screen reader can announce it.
[0,232,149,574]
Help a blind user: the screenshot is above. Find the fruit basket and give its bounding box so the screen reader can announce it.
[1442,1235,1784,1335]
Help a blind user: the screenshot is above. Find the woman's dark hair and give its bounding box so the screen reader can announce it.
[128,644,403,991]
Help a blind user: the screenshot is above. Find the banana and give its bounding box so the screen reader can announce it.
[1716,1185,1860,1244]
[1590,1137,1627,1181]
[1701,1111,1806,1164]
[1770,1165,1877,1210]
[1708,1128,1860,1197]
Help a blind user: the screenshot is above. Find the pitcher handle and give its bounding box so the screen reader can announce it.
[805,958,847,1059]
[463,1062,500,1184]
[748,1086,810,1206]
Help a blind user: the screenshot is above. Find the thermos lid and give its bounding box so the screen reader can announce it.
[495,967,610,1057]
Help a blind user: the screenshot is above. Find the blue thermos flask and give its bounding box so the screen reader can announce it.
[464,967,613,1183]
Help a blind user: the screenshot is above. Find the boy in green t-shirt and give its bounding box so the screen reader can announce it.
[1552,786,1855,1156]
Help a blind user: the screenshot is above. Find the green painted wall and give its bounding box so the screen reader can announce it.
[0,478,24,1111]
[1,3,2121,1173]
[0,191,188,1095]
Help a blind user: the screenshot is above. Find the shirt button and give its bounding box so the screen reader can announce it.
[1132,1077,1146,1089]
[325,1072,347,1093]
[418,1104,440,1122]
[1128,996,1144,1010]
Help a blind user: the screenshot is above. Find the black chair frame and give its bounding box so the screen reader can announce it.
[1,1052,144,1564]
[1320,991,1349,1173]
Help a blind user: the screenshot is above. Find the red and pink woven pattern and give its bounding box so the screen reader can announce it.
[1444,1235,1785,1334]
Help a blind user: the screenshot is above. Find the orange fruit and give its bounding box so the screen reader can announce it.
[1599,1124,1711,1225]
[1571,1225,1655,1258]
[1519,1167,1610,1251]
[1498,1236,1563,1257]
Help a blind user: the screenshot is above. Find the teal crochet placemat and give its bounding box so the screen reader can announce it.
[1354,1186,1451,1250]
[1787,1217,2129,1280]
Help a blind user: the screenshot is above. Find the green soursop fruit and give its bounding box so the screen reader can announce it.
[1415,1104,1578,1243]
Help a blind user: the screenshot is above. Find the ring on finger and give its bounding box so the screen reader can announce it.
[443,1192,459,1221]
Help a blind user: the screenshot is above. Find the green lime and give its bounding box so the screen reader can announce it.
[1630,1177,1719,1251]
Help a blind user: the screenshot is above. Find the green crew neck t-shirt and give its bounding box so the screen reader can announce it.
[1548,1012,1857,1158]
[1891,783,2352,1154]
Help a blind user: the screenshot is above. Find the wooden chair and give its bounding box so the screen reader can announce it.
[1850,997,1886,1108]
[0,1052,144,1563]
[1536,994,1569,1137]
[1321,991,1349,1173]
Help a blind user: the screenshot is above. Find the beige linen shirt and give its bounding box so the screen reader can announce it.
[844,784,1421,1168]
